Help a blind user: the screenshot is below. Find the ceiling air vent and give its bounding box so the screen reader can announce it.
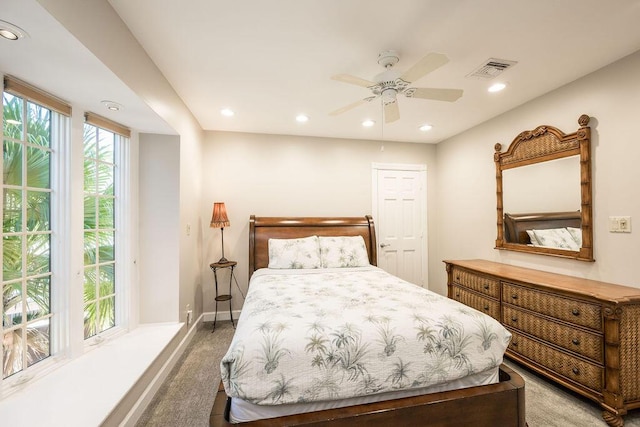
[466,58,517,79]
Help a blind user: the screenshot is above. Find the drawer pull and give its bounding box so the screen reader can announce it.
[572,338,581,346]
[484,305,490,311]
[572,308,580,316]
[511,294,518,300]
[511,341,518,347]
[456,275,460,281]
[455,292,460,297]
[572,367,580,375]
[483,283,490,290]
[511,316,518,322]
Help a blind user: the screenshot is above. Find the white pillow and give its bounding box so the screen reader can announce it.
[526,230,540,245]
[268,236,321,269]
[567,227,582,247]
[532,228,580,251]
[319,235,370,268]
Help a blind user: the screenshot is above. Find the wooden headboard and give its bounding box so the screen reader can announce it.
[248,215,377,277]
[503,211,582,244]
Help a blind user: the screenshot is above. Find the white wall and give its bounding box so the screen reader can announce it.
[39,0,206,323]
[139,134,180,322]
[201,131,436,312]
[433,49,640,295]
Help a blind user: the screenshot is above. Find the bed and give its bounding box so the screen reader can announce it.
[210,216,526,426]
[503,211,582,249]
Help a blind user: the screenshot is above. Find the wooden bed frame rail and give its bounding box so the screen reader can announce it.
[210,364,526,427]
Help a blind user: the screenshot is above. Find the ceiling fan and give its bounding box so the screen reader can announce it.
[330,50,463,124]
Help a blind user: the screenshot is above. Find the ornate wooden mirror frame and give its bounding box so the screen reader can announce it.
[494,114,594,261]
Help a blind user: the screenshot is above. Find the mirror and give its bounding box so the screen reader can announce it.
[494,114,594,261]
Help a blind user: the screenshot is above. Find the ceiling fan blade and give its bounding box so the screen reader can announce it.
[400,53,449,83]
[384,101,400,123]
[331,74,376,88]
[405,87,463,102]
[329,98,371,116]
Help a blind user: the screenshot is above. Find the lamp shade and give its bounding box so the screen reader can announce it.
[210,202,230,228]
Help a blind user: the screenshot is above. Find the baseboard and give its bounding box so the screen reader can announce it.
[203,309,242,324]
[119,315,203,427]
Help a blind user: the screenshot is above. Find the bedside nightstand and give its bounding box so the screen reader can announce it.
[210,260,237,331]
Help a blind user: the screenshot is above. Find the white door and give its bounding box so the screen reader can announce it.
[372,164,426,286]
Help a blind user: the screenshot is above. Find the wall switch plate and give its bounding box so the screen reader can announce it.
[609,216,632,233]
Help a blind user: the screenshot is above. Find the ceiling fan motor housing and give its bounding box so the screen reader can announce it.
[377,50,400,68]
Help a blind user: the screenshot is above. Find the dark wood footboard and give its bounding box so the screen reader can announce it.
[210,364,526,426]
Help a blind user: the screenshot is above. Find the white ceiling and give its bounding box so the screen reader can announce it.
[3,1,640,143]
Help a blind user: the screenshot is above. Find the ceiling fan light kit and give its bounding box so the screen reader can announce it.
[330,50,464,124]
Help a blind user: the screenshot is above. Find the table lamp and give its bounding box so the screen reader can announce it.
[210,202,230,263]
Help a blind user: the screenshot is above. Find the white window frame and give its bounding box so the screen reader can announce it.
[0,77,134,396]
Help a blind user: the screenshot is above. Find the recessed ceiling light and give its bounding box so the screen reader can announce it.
[362,119,375,127]
[220,108,235,117]
[419,124,433,132]
[101,100,122,111]
[488,82,507,93]
[296,114,309,123]
[0,20,28,41]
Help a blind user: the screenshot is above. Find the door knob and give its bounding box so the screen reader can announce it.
[380,243,390,248]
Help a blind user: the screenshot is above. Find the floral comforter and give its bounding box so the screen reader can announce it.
[220,266,511,406]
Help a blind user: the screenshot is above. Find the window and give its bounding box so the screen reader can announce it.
[2,79,68,379]
[1,76,131,388]
[83,113,130,341]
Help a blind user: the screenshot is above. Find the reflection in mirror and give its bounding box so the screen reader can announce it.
[494,114,594,261]
[502,157,580,214]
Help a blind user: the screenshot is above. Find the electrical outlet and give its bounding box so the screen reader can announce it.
[186,223,191,236]
[186,304,192,326]
[609,216,632,233]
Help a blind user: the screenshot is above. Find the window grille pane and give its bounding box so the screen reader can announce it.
[97,163,113,195]
[26,146,50,188]
[83,196,96,230]
[3,327,23,377]
[98,296,115,334]
[84,158,96,193]
[26,276,50,318]
[26,234,50,276]
[84,125,96,159]
[3,235,22,281]
[3,189,22,232]
[100,264,115,296]
[26,320,50,368]
[98,231,114,261]
[84,231,97,264]
[26,102,50,148]
[98,130,114,163]
[27,190,50,231]
[98,197,114,228]
[3,140,23,186]
[2,283,22,327]
[2,93,23,139]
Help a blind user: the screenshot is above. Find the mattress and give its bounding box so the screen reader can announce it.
[221,266,511,423]
[229,365,499,423]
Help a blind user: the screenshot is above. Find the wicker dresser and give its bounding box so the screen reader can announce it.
[445,259,640,427]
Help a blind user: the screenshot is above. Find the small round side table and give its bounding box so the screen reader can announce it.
[210,260,237,332]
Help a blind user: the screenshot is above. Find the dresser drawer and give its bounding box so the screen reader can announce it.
[450,285,500,320]
[507,330,603,391]
[451,267,500,299]
[503,282,601,330]
[503,305,603,363]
